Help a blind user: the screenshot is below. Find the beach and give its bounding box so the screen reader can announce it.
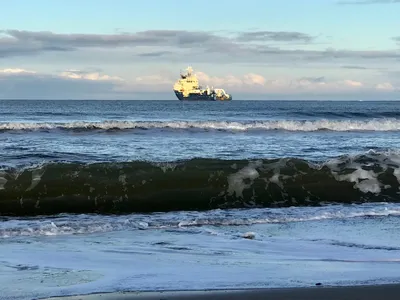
[41,284,400,300]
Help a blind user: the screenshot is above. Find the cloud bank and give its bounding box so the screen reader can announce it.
[0,27,399,100]
[1,29,399,65]
[0,67,398,100]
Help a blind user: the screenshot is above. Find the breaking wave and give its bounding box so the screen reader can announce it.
[1,151,400,216]
[2,203,400,238]
[1,119,400,132]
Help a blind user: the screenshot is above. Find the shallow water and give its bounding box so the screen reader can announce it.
[2,203,400,299]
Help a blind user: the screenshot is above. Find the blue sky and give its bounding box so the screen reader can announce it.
[0,0,399,99]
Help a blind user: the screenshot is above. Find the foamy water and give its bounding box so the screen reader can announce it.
[1,118,400,132]
[2,203,400,238]
[2,203,400,300]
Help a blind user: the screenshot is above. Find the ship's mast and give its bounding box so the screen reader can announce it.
[186,66,193,76]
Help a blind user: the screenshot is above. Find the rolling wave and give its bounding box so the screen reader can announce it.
[0,151,399,216]
[1,119,400,132]
[1,203,399,238]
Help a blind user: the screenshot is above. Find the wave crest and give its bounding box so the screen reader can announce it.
[1,119,400,132]
[0,151,400,216]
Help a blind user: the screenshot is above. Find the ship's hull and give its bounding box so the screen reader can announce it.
[174,91,232,101]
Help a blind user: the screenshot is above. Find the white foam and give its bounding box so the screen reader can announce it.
[326,151,400,193]
[2,203,400,238]
[269,173,284,189]
[26,167,46,191]
[118,174,127,185]
[394,168,400,184]
[227,161,262,198]
[336,167,381,194]
[153,162,179,173]
[1,119,400,132]
[260,159,296,192]
[242,232,256,239]
[0,170,7,190]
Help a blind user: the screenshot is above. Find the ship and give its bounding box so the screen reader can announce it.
[173,66,232,101]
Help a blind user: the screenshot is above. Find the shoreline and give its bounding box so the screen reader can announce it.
[40,283,400,300]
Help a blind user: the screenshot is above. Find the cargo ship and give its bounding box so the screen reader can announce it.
[173,66,232,101]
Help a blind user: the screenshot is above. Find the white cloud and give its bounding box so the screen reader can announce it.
[243,73,266,85]
[194,72,268,88]
[188,71,367,93]
[195,71,243,87]
[135,74,173,85]
[255,77,366,94]
[0,68,36,74]
[129,69,399,99]
[59,69,123,81]
[375,82,395,90]
[0,66,398,100]
[0,68,122,100]
[343,80,363,87]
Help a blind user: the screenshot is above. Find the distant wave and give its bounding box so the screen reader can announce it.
[1,119,400,133]
[1,151,400,216]
[293,111,400,119]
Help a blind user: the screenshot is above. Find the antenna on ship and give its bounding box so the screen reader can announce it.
[186,66,193,76]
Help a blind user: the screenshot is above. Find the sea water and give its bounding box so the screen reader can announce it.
[1,100,400,299]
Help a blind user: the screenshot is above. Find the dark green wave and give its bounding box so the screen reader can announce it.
[0,156,399,216]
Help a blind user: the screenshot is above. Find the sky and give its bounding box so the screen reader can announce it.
[0,0,400,100]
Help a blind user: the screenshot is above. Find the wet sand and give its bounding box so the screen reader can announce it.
[41,283,400,300]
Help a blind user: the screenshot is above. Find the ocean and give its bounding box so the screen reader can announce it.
[1,100,400,299]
